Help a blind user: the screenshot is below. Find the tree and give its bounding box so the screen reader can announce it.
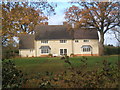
[112,27,120,43]
[65,2,120,55]
[65,5,82,23]
[2,2,56,46]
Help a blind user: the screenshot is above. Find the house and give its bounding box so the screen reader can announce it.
[19,23,99,57]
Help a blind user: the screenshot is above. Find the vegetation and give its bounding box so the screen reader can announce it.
[65,2,120,55]
[2,2,56,46]
[2,60,26,88]
[2,1,120,88]
[104,46,120,55]
[2,45,19,60]
[2,55,119,88]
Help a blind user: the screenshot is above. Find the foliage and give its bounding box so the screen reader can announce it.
[3,56,118,88]
[2,45,19,60]
[2,60,26,88]
[2,2,56,46]
[104,46,120,55]
[48,54,53,57]
[8,56,118,74]
[70,53,74,57]
[65,5,81,23]
[5,56,118,88]
[37,57,119,88]
[65,2,120,55]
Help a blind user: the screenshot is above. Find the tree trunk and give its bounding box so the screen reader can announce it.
[99,32,104,56]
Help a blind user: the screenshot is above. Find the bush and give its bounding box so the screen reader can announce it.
[2,60,26,88]
[2,49,19,60]
[48,54,53,57]
[2,46,19,60]
[70,53,74,57]
[104,46,120,55]
[37,57,119,88]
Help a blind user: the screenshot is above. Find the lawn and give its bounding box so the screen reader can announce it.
[3,55,119,88]
[7,55,119,75]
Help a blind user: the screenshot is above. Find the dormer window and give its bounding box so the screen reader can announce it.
[41,40,48,43]
[60,40,67,43]
[83,40,89,42]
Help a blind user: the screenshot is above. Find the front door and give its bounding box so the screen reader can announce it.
[60,49,67,55]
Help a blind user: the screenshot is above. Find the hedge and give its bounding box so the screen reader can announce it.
[104,46,120,55]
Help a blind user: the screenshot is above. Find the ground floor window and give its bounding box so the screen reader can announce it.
[40,46,51,54]
[41,49,49,54]
[60,49,67,55]
[81,45,92,52]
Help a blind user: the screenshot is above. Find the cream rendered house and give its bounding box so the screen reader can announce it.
[19,23,99,57]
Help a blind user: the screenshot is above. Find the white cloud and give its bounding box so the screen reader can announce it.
[48,14,65,25]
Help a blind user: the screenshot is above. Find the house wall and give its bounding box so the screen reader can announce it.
[19,49,35,57]
[35,39,73,57]
[35,39,99,57]
[74,39,99,56]
[19,39,99,57]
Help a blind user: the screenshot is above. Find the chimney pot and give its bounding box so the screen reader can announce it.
[45,22,48,25]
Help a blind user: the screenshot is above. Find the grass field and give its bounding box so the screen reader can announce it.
[7,55,119,75]
[3,55,119,88]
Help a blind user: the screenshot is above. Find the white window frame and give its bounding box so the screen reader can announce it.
[41,49,49,54]
[41,40,48,44]
[75,40,79,43]
[59,48,68,55]
[82,46,92,52]
[83,40,89,42]
[60,40,67,43]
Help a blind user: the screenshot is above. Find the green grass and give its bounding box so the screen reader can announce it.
[5,55,118,75]
[3,55,119,88]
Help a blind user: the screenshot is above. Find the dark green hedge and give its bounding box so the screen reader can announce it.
[2,46,19,60]
[2,60,26,88]
[104,46,120,55]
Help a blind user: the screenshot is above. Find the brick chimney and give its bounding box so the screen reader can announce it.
[45,22,48,25]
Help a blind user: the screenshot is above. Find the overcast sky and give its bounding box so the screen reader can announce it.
[47,2,119,46]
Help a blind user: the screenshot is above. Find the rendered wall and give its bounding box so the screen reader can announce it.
[19,49,35,57]
[74,39,99,56]
[35,39,99,57]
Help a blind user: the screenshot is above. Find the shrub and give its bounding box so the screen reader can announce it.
[70,53,74,57]
[2,60,26,88]
[37,57,119,88]
[104,46,120,55]
[48,54,53,57]
[2,49,19,60]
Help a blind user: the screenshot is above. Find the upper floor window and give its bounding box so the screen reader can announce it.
[30,49,33,53]
[60,40,67,43]
[83,40,89,42]
[41,40,48,43]
[75,40,79,43]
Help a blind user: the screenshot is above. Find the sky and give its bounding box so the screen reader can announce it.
[11,1,119,46]
[47,2,119,46]
[48,2,71,25]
